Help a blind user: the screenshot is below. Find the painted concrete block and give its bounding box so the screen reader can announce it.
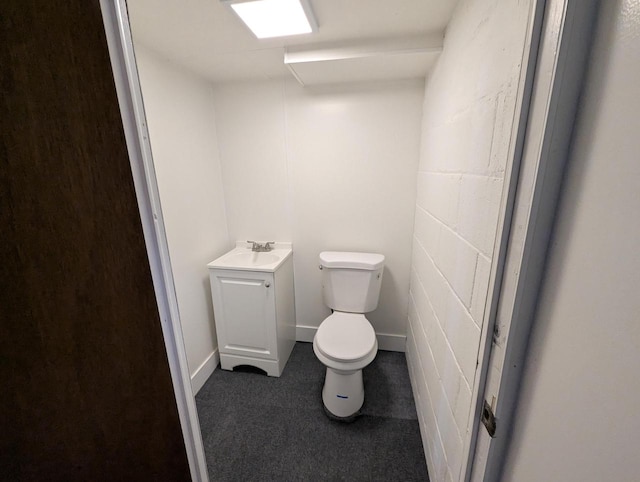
[414,205,441,256]
[409,273,449,382]
[412,309,465,474]
[411,276,473,433]
[407,324,448,482]
[407,0,532,479]
[436,226,478,307]
[409,270,431,333]
[416,171,461,229]
[429,95,498,175]
[409,289,443,403]
[437,383,464,475]
[440,283,482,384]
[470,253,492,325]
[489,90,513,175]
[457,174,504,255]
[411,240,448,320]
[446,467,455,482]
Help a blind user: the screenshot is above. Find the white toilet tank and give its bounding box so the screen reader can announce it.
[319,251,385,313]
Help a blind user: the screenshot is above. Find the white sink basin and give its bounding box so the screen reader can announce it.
[225,252,281,267]
[207,243,292,272]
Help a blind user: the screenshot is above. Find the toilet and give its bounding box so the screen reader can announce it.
[313,251,385,419]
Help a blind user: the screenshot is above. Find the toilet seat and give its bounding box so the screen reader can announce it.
[314,312,377,370]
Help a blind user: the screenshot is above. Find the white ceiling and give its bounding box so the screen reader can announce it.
[128,0,459,84]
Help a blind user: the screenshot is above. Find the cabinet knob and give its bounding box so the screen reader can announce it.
[265,282,271,288]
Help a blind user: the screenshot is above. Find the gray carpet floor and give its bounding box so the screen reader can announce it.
[195,342,429,481]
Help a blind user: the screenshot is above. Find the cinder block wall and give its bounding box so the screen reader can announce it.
[406,0,532,480]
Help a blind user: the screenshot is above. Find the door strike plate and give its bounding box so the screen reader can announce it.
[481,400,496,437]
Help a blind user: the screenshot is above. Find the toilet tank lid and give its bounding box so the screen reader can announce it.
[319,251,385,270]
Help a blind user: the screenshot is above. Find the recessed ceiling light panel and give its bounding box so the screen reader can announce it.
[223,0,317,39]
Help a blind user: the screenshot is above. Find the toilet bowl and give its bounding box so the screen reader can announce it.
[313,312,378,418]
[314,251,385,419]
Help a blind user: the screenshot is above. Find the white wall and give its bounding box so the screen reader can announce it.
[211,81,291,243]
[405,0,532,480]
[503,1,640,480]
[135,45,231,389]
[212,79,424,344]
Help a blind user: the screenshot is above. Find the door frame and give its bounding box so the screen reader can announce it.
[461,0,599,480]
[100,2,210,481]
[100,0,599,480]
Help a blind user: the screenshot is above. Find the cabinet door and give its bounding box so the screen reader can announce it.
[211,271,277,360]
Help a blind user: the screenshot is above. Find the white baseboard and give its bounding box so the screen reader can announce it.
[296,325,318,343]
[295,325,406,352]
[376,332,407,352]
[190,348,219,395]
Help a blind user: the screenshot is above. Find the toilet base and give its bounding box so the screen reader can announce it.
[322,367,365,419]
[323,402,361,422]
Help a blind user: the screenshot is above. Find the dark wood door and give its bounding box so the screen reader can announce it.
[0,1,191,480]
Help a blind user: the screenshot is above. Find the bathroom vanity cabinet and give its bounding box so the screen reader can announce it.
[207,244,295,377]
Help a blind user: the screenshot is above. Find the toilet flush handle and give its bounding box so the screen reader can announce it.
[265,282,271,288]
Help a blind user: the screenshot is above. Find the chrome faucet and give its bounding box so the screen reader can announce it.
[247,240,275,252]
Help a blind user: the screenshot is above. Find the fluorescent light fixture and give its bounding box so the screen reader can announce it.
[224,0,317,39]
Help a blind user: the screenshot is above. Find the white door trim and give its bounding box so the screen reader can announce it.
[463,1,599,480]
[100,2,209,481]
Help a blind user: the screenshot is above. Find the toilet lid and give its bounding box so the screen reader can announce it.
[315,312,377,363]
